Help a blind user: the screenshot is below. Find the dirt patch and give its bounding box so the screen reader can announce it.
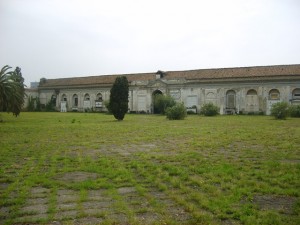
[55,171,98,182]
[108,212,129,224]
[253,195,298,214]
[57,189,79,203]
[117,187,136,195]
[30,186,50,198]
[147,188,193,222]
[19,203,48,214]
[0,183,9,191]
[87,189,110,201]
[55,210,77,220]
[71,217,104,225]
[135,211,161,223]
[166,206,192,222]
[82,201,113,209]
[15,213,48,223]
[26,197,48,205]
[57,202,77,211]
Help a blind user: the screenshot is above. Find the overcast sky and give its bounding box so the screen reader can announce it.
[0,0,300,86]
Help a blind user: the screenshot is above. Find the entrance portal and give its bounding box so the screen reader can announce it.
[152,90,163,114]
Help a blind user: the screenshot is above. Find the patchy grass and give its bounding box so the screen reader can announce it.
[0,112,299,224]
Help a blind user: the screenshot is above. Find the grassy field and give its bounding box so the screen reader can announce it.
[0,112,299,224]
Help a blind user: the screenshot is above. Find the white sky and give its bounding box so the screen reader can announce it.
[0,0,300,86]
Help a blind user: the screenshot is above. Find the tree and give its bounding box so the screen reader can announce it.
[109,76,129,120]
[0,65,25,117]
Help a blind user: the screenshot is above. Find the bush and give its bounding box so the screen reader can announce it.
[270,102,289,119]
[27,96,35,111]
[45,96,56,112]
[154,94,176,114]
[289,105,300,117]
[200,103,219,116]
[166,103,187,120]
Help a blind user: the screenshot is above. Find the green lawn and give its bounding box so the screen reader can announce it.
[0,112,299,224]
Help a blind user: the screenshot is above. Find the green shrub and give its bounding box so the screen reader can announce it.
[166,103,187,120]
[27,96,35,111]
[270,102,289,119]
[154,95,176,114]
[45,96,56,112]
[200,103,219,116]
[289,105,300,117]
[35,97,42,111]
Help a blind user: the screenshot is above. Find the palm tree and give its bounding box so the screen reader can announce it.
[0,65,26,118]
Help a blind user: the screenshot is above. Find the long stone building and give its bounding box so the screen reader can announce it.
[26,64,300,115]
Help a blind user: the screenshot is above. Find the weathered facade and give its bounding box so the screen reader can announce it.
[27,64,300,115]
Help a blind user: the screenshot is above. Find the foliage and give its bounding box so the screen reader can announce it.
[0,65,26,117]
[104,100,112,113]
[27,96,35,111]
[35,97,42,111]
[166,103,187,120]
[45,95,56,111]
[289,105,300,118]
[270,102,289,119]
[109,76,129,120]
[200,102,219,116]
[154,94,176,114]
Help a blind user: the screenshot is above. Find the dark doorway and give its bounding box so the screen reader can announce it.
[152,90,163,114]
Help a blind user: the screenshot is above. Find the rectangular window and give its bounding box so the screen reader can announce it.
[186,95,198,108]
[227,95,235,108]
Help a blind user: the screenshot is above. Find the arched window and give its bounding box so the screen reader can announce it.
[96,93,103,101]
[95,93,103,108]
[61,94,67,102]
[226,90,236,109]
[247,89,257,96]
[269,89,280,100]
[206,92,216,99]
[84,93,90,101]
[72,94,78,107]
[292,88,300,99]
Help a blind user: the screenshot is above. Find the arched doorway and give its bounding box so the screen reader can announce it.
[83,93,91,109]
[152,90,163,114]
[72,94,78,108]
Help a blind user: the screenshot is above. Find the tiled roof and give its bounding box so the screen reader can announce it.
[39,64,300,88]
[39,73,156,88]
[165,64,300,80]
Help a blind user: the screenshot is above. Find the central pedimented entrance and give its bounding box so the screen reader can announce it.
[152,90,163,114]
